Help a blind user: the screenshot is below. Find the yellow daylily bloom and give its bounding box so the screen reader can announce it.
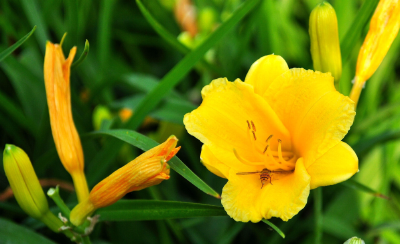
[350,0,400,106]
[184,55,358,222]
[44,41,89,202]
[70,136,180,226]
[3,145,64,232]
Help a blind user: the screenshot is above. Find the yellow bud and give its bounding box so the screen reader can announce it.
[3,145,63,232]
[356,0,400,82]
[350,0,400,106]
[44,41,89,202]
[70,136,180,226]
[309,2,342,84]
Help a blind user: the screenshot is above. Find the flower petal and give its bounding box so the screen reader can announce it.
[184,78,291,165]
[221,158,310,222]
[200,145,262,179]
[307,142,358,189]
[245,55,289,95]
[264,69,356,163]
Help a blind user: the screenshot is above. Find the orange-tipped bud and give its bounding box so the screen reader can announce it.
[44,41,89,202]
[70,136,181,226]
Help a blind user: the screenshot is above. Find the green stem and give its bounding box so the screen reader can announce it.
[47,186,71,218]
[314,187,323,244]
[81,235,92,244]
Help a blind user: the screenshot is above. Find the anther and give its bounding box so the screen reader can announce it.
[266,135,273,142]
[246,120,251,129]
[252,131,257,140]
[251,121,256,131]
[263,145,268,154]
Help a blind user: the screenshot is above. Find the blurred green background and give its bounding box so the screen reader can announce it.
[1,0,400,243]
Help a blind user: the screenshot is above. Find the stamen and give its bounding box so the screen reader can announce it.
[246,120,251,129]
[252,131,257,140]
[266,135,273,142]
[277,139,289,164]
[251,121,256,131]
[233,149,264,166]
[267,145,279,164]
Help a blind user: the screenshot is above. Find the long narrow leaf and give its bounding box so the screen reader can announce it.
[90,129,221,198]
[0,218,57,244]
[97,200,226,221]
[340,0,379,63]
[125,0,260,130]
[342,179,389,199]
[0,26,36,62]
[352,130,400,155]
[262,219,286,238]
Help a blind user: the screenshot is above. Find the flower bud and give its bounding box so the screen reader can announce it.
[356,0,400,82]
[309,2,342,84]
[350,0,400,106]
[93,105,112,131]
[344,237,365,244]
[70,136,181,226]
[44,41,89,202]
[3,145,63,232]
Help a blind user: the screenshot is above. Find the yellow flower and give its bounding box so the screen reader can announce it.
[3,145,64,232]
[350,0,400,105]
[44,41,89,202]
[70,136,180,226]
[309,2,342,84]
[184,55,358,222]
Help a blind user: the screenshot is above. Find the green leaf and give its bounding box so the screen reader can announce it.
[71,39,90,69]
[262,220,285,238]
[352,130,400,155]
[0,26,36,62]
[340,0,379,63]
[0,218,57,244]
[97,200,226,221]
[342,179,389,199]
[90,129,221,198]
[125,0,260,130]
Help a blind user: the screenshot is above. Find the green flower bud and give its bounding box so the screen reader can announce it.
[309,2,342,86]
[344,237,365,244]
[3,145,63,232]
[198,7,217,34]
[93,105,113,131]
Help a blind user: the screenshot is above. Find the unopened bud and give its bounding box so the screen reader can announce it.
[309,2,342,85]
[344,237,365,244]
[93,105,113,130]
[3,145,63,232]
[70,136,181,226]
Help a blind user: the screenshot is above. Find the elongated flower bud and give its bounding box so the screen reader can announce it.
[3,145,63,232]
[350,0,400,106]
[309,2,342,85]
[356,0,400,83]
[70,136,181,226]
[44,41,89,202]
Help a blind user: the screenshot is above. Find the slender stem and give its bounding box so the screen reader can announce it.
[47,186,71,218]
[349,76,365,108]
[314,187,323,244]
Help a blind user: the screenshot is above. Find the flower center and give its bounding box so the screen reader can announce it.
[233,120,297,171]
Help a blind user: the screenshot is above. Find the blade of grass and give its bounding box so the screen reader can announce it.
[352,130,400,155]
[97,200,226,221]
[0,26,36,62]
[71,39,90,69]
[125,0,260,131]
[90,129,221,198]
[262,219,285,238]
[340,0,379,63]
[342,179,389,199]
[20,0,49,50]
